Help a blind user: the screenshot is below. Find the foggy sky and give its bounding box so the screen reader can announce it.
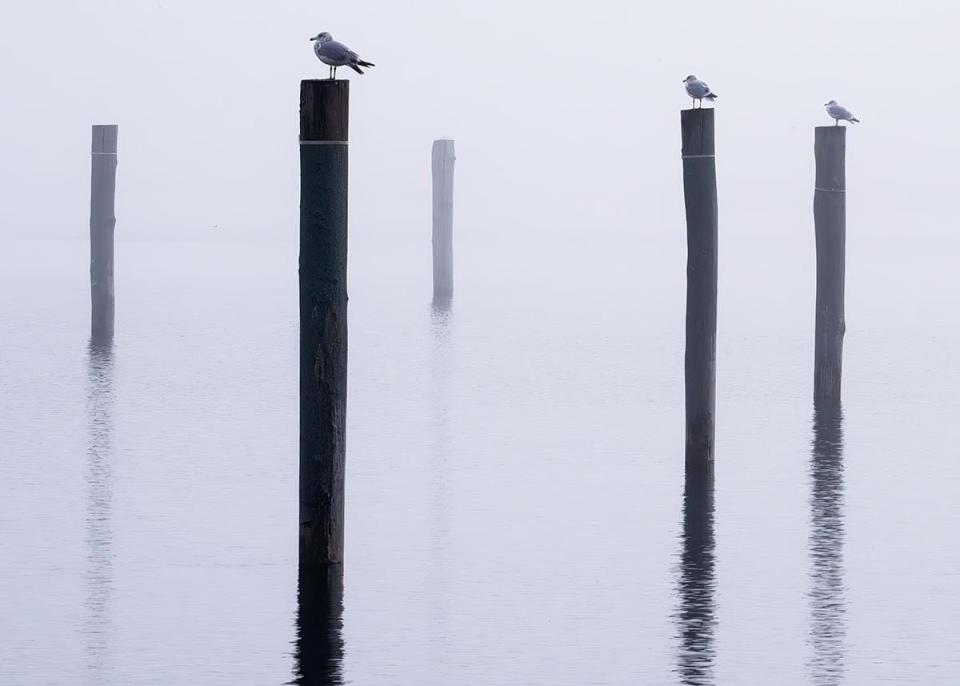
[0,0,956,285]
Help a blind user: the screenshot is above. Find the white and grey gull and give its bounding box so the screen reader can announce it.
[824,100,859,126]
[310,32,375,79]
[683,75,718,108]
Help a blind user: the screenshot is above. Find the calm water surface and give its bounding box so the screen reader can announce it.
[1,235,959,684]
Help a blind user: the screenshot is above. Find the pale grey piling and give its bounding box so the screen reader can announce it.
[90,125,118,343]
[681,109,719,470]
[299,79,349,569]
[431,139,455,301]
[814,127,846,403]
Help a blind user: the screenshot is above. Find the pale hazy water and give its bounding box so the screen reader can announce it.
[1,233,959,685]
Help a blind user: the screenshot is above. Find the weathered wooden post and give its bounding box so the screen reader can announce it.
[299,80,349,568]
[681,108,719,469]
[90,125,118,344]
[813,127,846,403]
[432,139,455,301]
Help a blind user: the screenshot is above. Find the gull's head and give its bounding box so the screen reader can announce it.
[683,75,697,83]
[825,99,838,106]
[309,32,333,43]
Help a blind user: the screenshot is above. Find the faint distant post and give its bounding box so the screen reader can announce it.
[90,125,118,344]
[299,80,349,568]
[813,127,846,403]
[681,108,719,470]
[432,139,455,302]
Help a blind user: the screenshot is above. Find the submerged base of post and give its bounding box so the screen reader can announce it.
[681,108,719,470]
[299,79,349,568]
[813,126,846,403]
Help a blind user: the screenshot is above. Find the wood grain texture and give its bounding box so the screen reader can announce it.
[90,124,118,344]
[299,80,349,567]
[300,80,350,142]
[681,109,718,471]
[432,139,455,300]
[813,126,846,403]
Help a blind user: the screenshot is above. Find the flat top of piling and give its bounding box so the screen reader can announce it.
[91,125,119,154]
[814,125,846,191]
[300,79,350,142]
[680,108,715,157]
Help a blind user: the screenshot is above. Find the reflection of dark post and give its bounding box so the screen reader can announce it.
[299,80,349,568]
[675,470,716,685]
[432,139,455,302]
[294,565,345,685]
[90,125,118,344]
[808,402,846,685]
[813,127,846,403]
[681,109,719,469]
[84,340,115,676]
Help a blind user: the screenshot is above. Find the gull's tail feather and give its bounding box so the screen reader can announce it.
[349,64,365,74]
[705,93,718,101]
[357,60,375,68]
[850,117,860,123]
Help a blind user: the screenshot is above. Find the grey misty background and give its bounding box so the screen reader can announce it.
[1,0,957,261]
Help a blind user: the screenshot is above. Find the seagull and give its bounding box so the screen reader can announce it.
[824,100,860,126]
[310,32,375,80]
[683,75,718,108]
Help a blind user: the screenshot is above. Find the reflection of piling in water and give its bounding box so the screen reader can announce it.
[85,340,115,676]
[90,125,118,344]
[813,127,846,403]
[294,565,345,685]
[299,79,349,568]
[428,301,453,656]
[681,108,719,469]
[674,470,716,686]
[808,402,846,685]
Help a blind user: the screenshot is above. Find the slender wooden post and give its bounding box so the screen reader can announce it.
[681,109,718,469]
[431,139,455,301]
[814,127,846,403]
[90,125,118,344]
[299,80,349,568]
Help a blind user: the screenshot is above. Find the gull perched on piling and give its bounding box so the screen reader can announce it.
[824,100,860,126]
[310,32,375,79]
[683,75,718,108]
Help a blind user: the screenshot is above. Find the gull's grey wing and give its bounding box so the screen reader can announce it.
[685,80,711,98]
[827,104,853,120]
[319,40,358,64]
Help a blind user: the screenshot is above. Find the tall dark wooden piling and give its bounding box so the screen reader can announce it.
[431,139,455,301]
[299,80,349,568]
[90,125,118,344]
[813,127,846,403]
[681,109,719,469]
